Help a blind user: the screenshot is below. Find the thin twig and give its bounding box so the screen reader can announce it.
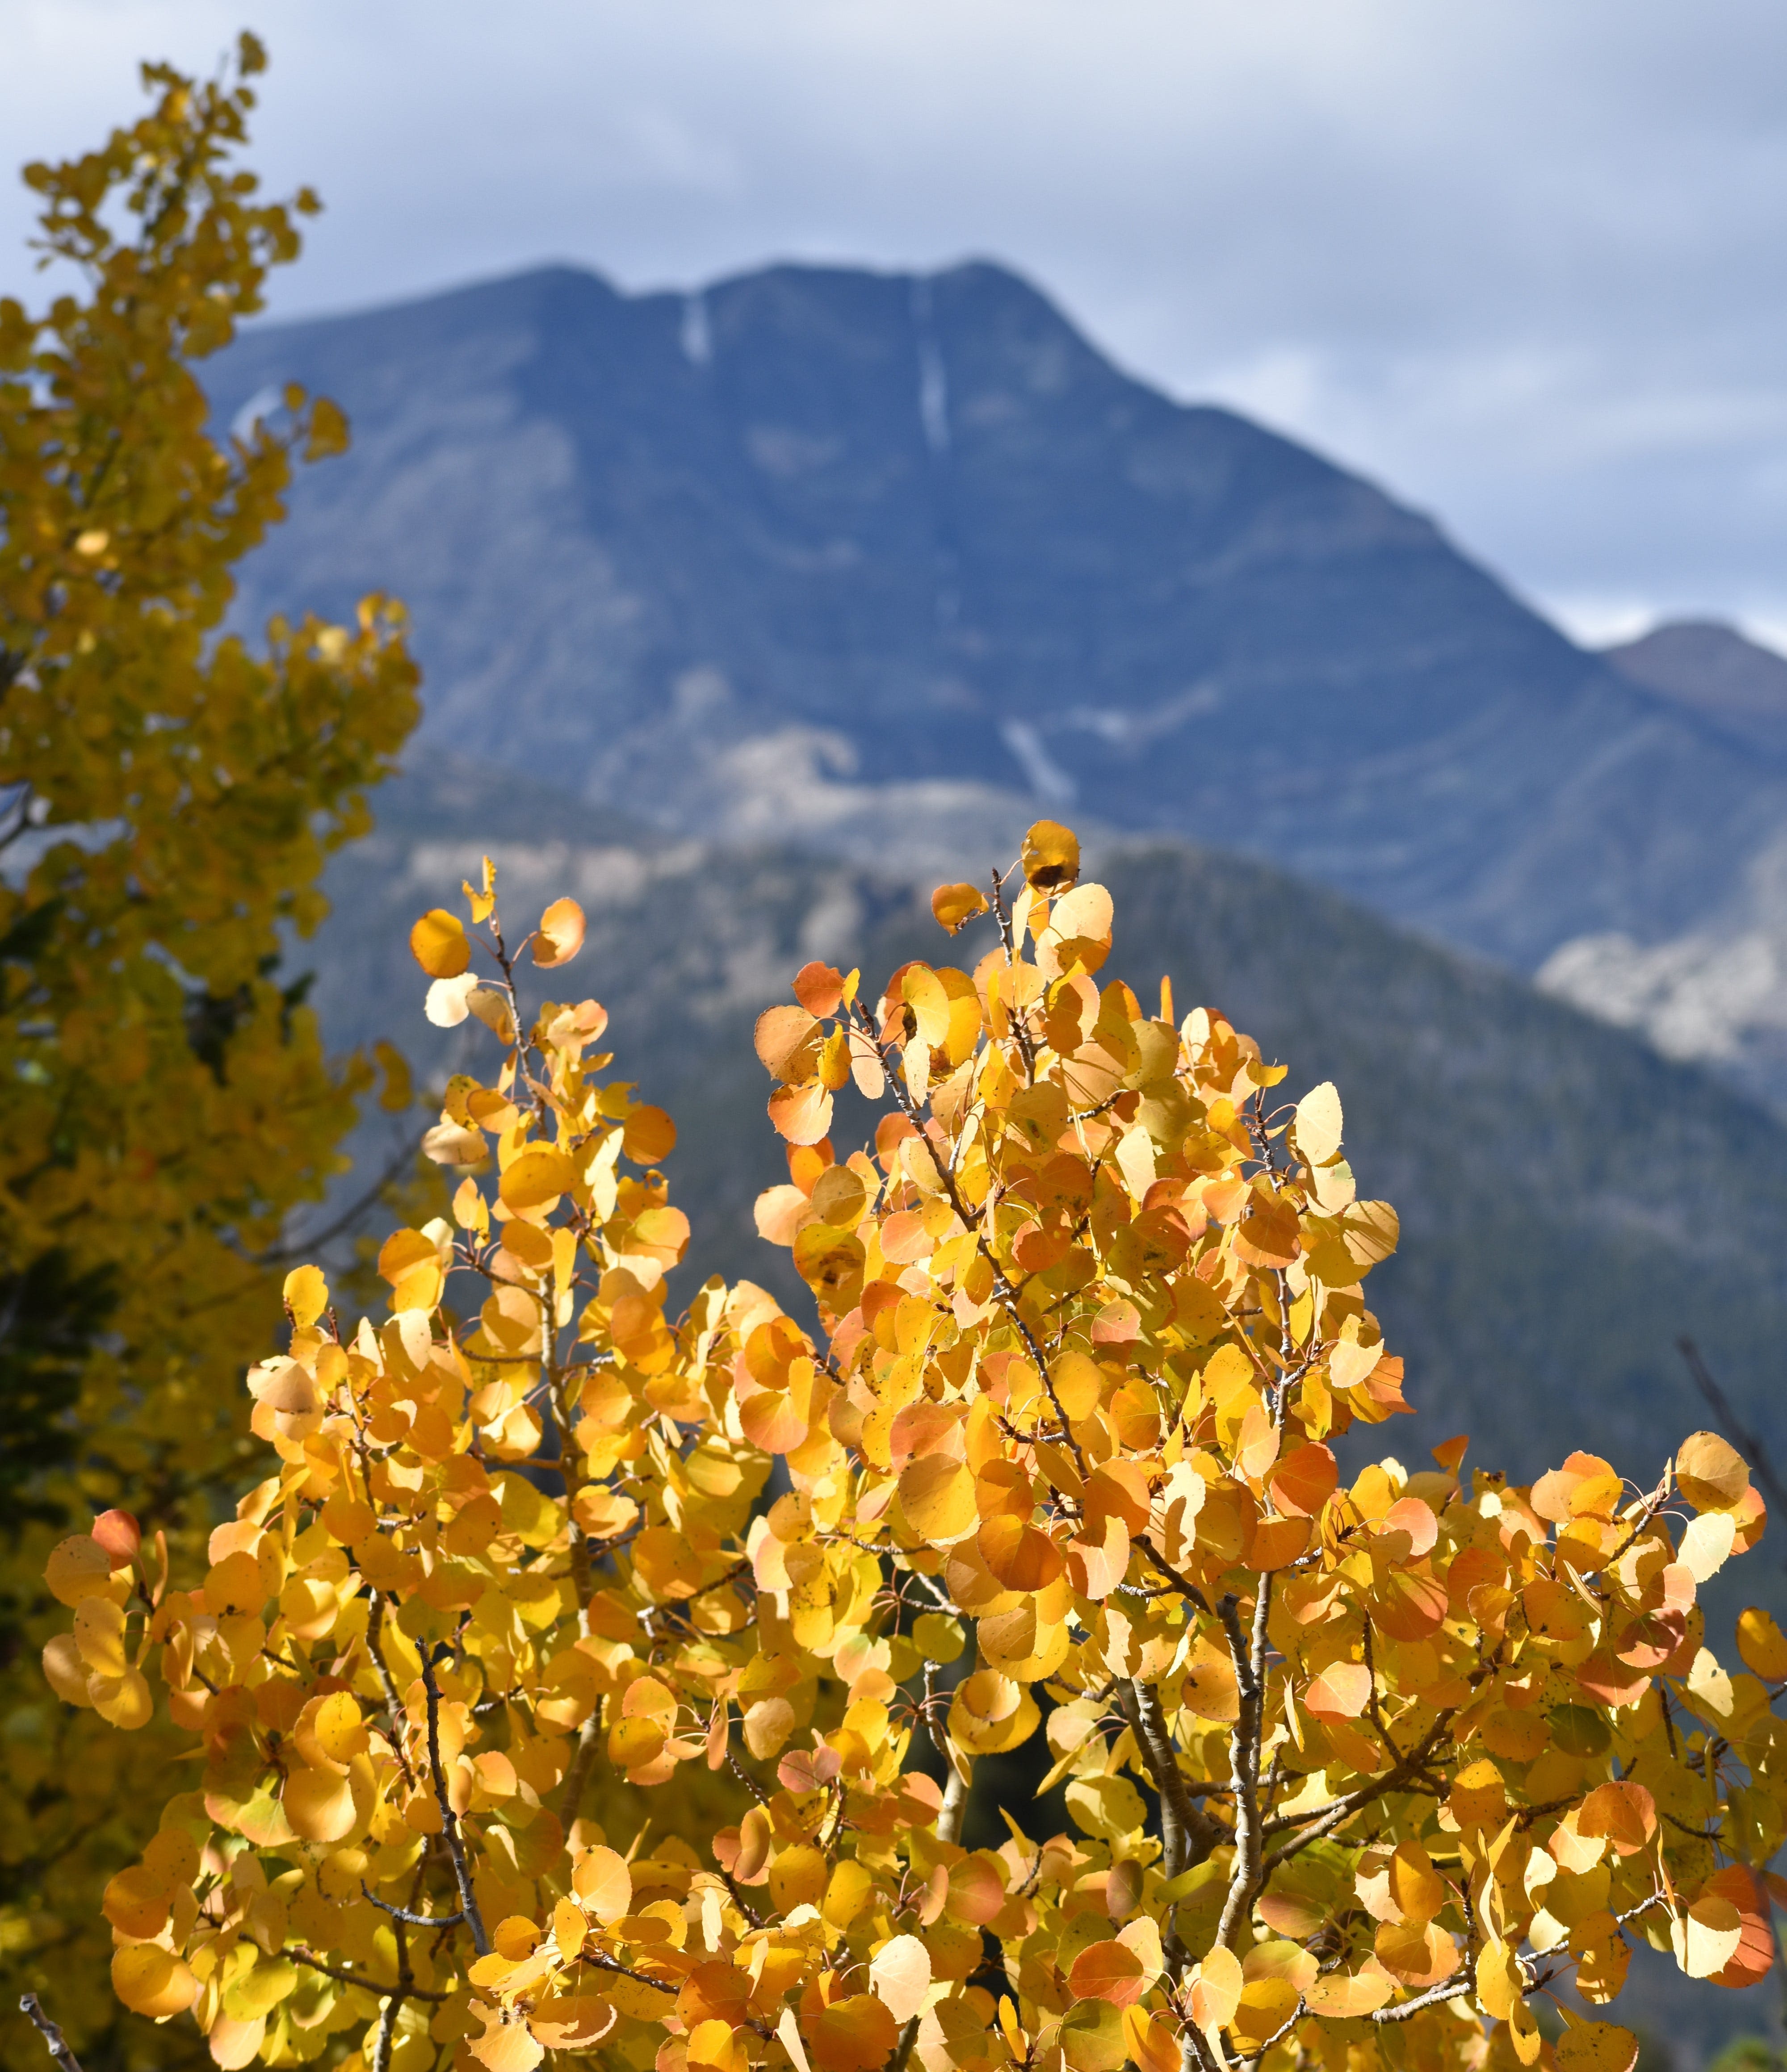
[19,1997,84,2072]
[420,1645,491,1955]
[1371,1972,1468,2025]
[362,1885,465,1930]
[290,1948,448,2005]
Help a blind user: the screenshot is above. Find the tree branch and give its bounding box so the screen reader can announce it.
[291,1947,448,2004]
[1214,1583,1271,1951]
[19,1997,84,2072]
[1371,1972,1468,2025]
[420,1645,491,1955]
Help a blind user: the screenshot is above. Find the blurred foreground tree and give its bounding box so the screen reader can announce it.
[0,34,418,2064]
[34,825,1787,2072]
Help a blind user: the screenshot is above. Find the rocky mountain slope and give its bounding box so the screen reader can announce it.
[211,261,1787,992]
[1533,621,1787,1109]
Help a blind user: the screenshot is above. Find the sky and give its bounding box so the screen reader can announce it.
[6,0,1787,649]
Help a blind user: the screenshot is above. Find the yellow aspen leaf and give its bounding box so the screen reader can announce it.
[282,1263,328,1327]
[282,1766,357,1843]
[573,1845,633,1924]
[90,1668,153,1730]
[532,896,586,966]
[1375,1918,1457,1987]
[755,1004,821,1079]
[551,1896,586,1959]
[1509,1998,1544,2068]
[778,2009,813,2072]
[1294,1080,1344,1165]
[1304,1661,1372,1721]
[1671,1892,1744,1979]
[1556,2025,1640,2072]
[44,1534,111,1606]
[499,1145,578,1214]
[1050,1349,1105,1420]
[810,1996,898,2072]
[1180,1639,1241,1723]
[469,2006,545,2072]
[869,1932,931,2020]
[1188,1945,1242,2032]
[1021,819,1080,891]
[1123,2009,1181,2072]
[933,882,990,933]
[1232,1976,1300,2047]
[1736,1606,1787,1680]
[824,1859,875,1928]
[902,964,952,1048]
[1475,1938,1522,2020]
[410,907,471,978]
[102,1863,173,1941]
[624,1103,677,1162]
[1676,1431,1749,1511]
[73,1595,127,1678]
[900,1455,978,1542]
[112,1943,197,2018]
[39,1641,91,1707]
[295,1691,366,1770]
[1679,1509,1737,1582]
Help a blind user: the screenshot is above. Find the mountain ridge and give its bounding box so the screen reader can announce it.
[210,256,1787,1000]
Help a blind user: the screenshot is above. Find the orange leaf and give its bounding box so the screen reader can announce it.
[768,1081,834,1145]
[1304,1661,1372,1720]
[755,1004,820,1080]
[1268,1442,1337,1518]
[1578,1780,1656,1855]
[1068,1938,1147,2007]
[532,896,586,967]
[793,961,846,1016]
[932,882,990,933]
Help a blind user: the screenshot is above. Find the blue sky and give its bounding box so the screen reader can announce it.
[7,0,1787,649]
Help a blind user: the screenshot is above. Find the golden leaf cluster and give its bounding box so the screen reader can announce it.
[0,38,418,2064]
[44,825,1787,2072]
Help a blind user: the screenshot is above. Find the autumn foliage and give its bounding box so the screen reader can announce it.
[0,39,417,2066]
[40,823,1787,2072]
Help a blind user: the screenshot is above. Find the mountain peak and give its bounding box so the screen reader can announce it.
[1604,618,1787,755]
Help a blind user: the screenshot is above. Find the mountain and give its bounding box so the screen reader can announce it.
[1528,621,1787,1109]
[1606,618,1787,758]
[210,261,1787,996]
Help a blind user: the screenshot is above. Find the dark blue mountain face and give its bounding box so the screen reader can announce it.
[209,259,1787,969]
